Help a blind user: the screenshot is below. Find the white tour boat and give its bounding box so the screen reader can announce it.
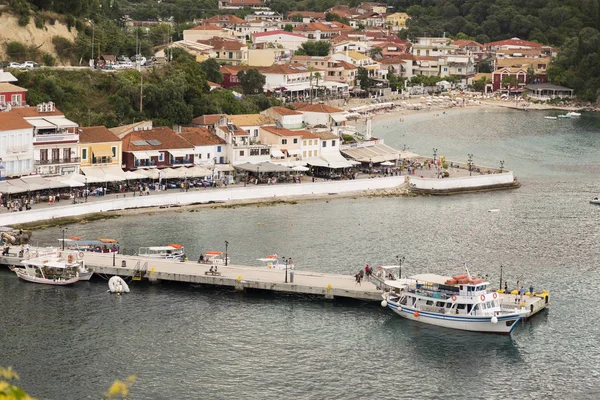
[257,254,294,270]
[557,114,571,119]
[591,197,600,205]
[198,251,229,265]
[544,116,557,120]
[11,251,84,285]
[381,272,529,334]
[138,244,185,260]
[566,111,581,117]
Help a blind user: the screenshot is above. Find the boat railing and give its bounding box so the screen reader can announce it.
[419,305,447,314]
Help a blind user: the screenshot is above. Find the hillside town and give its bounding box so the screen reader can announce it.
[0,1,572,192]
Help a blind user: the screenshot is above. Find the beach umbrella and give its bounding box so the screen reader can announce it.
[124,171,147,180]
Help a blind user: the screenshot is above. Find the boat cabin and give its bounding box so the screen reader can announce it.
[138,244,185,259]
[61,238,119,253]
[198,251,229,264]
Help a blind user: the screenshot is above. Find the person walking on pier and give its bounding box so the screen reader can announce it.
[529,284,534,296]
[504,281,508,293]
[355,272,361,285]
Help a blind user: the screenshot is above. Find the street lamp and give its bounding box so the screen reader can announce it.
[468,153,473,176]
[225,240,228,266]
[396,255,405,279]
[284,257,289,283]
[500,160,505,173]
[85,177,88,202]
[499,265,504,291]
[433,148,438,164]
[60,227,68,250]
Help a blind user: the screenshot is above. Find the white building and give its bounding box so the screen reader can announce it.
[180,127,228,165]
[294,103,347,128]
[262,106,305,130]
[0,111,34,177]
[13,103,80,177]
[215,123,271,164]
[252,30,308,51]
[226,114,276,140]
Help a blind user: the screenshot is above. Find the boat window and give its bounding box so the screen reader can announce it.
[466,304,473,313]
[467,286,472,293]
[426,300,434,306]
[486,301,492,308]
[481,303,487,310]
[445,303,452,308]
[456,304,466,310]
[436,301,445,307]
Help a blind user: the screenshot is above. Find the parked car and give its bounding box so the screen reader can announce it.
[8,62,22,68]
[21,61,40,68]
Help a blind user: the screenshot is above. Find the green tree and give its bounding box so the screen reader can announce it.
[237,69,266,95]
[200,58,224,84]
[284,24,293,32]
[369,46,383,59]
[502,75,518,89]
[357,67,373,91]
[295,41,331,56]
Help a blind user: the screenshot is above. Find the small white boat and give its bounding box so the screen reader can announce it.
[198,251,229,265]
[138,244,185,260]
[544,116,557,120]
[60,237,120,254]
[11,251,83,285]
[381,272,529,334]
[557,114,571,119]
[257,254,294,270]
[566,111,581,117]
[108,276,130,294]
[591,197,600,205]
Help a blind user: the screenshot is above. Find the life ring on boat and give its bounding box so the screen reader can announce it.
[480,294,486,301]
[68,254,74,263]
[79,252,84,258]
[451,295,457,301]
[493,292,498,299]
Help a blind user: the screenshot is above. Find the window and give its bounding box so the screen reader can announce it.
[207,153,210,159]
[246,129,251,134]
[52,148,60,161]
[63,148,70,161]
[158,152,164,162]
[254,129,258,137]
[308,150,312,157]
[198,154,202,159]
[229,52,233,59]
[293,138,298,144]
[282,139,287,144]
[426,300,434,306]
[111,146,117,158]
[41,149,49,161]
[81,149,87,160]
[322,141,327,147]
[0,95,4,103]
[11,94,22,105]
[217,146,222,152]
[303,140,307,146]
[239,150,245,156]
[458,68,462,72]
[331,140,336,146]
[250,148,259,156]
[303,151,307,158]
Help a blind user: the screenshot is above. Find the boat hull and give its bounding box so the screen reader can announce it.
[79,271,93,281]
[15,270,79,285]
[387,303,522,334]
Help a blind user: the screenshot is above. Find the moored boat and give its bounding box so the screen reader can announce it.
[198,251,229,265]
[566,111,581,117]
[381,272,529,334]
[257,254,294,270]
[11,251,83,285]
[591,197,600,205]
[61,237,120,253]
[557,114,571,119]
[544,116,557,120]
[138,244,185,260]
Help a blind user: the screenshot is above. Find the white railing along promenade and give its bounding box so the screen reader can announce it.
[0,176,405,226]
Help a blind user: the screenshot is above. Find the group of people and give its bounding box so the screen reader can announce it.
[355,264,375,285]
[504,280,535,303]
[2,198,32,212]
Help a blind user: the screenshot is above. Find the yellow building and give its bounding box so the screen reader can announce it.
[77,126,124,177]
[386,13,410,31]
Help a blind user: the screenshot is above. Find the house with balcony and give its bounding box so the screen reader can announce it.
[219,0,267,10]
[0,82,28,107]
[259,126,304,161]
[0,111,34,178]
[331,51,383,78]
[121,126,195,170]
[261,64,314,98]
[226,114,275,139]
[262,106,305,130]
[197,37,249,65]
[191,114,228,130]
[215,123,271,164]
[233,19,280,42]
[293,103,346,128]
[183,24,236,42]
[180,127,228,166]
[385,12,410,31]
[293,21,354,41]
[252,30,308,52]
[291,56,357,90]
[13,102,79,176]
[299,131,321,160]
[77,126,124,179]
[202,14,246,29]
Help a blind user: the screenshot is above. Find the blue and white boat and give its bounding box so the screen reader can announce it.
[381,272,528,334]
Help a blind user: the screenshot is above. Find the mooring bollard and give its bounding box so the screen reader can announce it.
[290,271,294,283]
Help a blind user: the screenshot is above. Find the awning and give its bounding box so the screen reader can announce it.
[131,151,150,160]
[287,149,302,156]
[123,170,147,180]
[214,164,234,172]
[341,143,400,163]
[168,149,192,158]
[92,148,114,158]
[81,166,125,183]
[45,116,78,129]
[0,181,25,194]
[331,113,347,123]
[27,118,56,129]
[145,150,162,158]
[101,165,127,180]
[186,166,212,177]
[271,149,285,157]
[306,152,358,169]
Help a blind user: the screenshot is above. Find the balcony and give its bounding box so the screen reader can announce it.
[134,160,157,168]
[91,157,113,165]
[33,133,79,144]
[171,159,193,165]
[35,157,81,166]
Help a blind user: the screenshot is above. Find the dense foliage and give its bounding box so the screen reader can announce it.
[294,41,331,56]
[14,51,280,127]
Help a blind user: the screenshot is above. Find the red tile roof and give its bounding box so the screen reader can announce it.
[0,111,32,131]
[253,30,307,39]
[204,14,245,24]
[197,37,246,50]
[267,106,302,116]
[485,38,543,48]
[191,114,225,126]
[77,126,120,143]
[261,126,304,137]
[180,127,226,145]
[261,65,306,75]
[288,11,326,19]
[122,127,195,151]
[452,39,483,48]
[12,106,64,118]
[190,23,225,31]
[294,103,344,113]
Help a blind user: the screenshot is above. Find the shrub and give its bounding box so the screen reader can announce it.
[18,13,30,26]
[53,36,74,60]
[34,13,44,29]
[66,15,75,31]
[5,41,27,61]
[43,53,56,66]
